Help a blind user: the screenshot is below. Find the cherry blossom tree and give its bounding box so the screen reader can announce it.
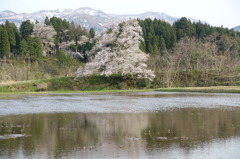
[32,23,56,56]
[75,19,155,81]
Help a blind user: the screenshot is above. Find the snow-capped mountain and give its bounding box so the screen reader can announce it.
[233,25,240,32]
[0,10,17,17]
[116,11,178,24]
[0,7,180,32]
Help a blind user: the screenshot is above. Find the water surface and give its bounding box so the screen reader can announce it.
[0,92,240,158]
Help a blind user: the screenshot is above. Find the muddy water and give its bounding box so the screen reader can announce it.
[0,92,240,158]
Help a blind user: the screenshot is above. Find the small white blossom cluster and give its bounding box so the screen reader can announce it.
[78,35,89,45]
[33,23,56,45]
[33,23,57,56]
[75,19,155,81]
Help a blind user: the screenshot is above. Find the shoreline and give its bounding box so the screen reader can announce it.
[0,77,240,95]
[0,86,240,96]
[156,86,240,94]
[0,89,155,96]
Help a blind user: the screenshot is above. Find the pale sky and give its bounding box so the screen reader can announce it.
[1,0,239,28]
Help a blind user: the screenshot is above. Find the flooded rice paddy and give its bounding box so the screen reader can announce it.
[0,92,240,158]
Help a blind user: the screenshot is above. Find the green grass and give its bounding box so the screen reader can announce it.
[1,75,240,95]
[156,86,240,93]
[0,75,153,94]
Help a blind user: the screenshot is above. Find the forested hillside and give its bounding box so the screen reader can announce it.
[0,17,95,82]
[139,18,240,87]
[0,17,240,88]
[139,17,240,54]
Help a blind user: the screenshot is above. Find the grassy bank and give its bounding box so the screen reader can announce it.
[0,75,153,94]
[156,86,240,93]
[1,76,240,95]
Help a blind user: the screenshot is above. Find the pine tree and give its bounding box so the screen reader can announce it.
[5,20,16,51]
[152,43,159,54]
[48,17,71,54]
[146,32,153,53]
[20,20,33,40]
[159,36,167,54]
[139,41,146,52]
[152,35,159,54]
[0,26,10,59]
[147,42,153,53]
[44,16,51,25]
[174,17,196,40]
[139,18,177,53]
[11,22,21,55]
[20,39,29,58]
[32,36,43,59]
[26,36,34,58]
[169,28,176,48]
[89,28,95,38]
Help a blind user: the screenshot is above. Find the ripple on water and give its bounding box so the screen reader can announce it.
[0,134,31,140]
[0,91,240,116]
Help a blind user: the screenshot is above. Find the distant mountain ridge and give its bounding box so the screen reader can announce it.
[233,25,240,32]
[1,7,190,32]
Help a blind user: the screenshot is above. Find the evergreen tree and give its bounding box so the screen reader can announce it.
[139,18,176,53]
[11,22,21,55]
[139,41,146,52]
[20,20,33,39]
[169,28,177,48]
[0,26,10,59]
[20,36,42,60]
[62,19,70,29]
[32,36,43,59]
[20,39,29,58]
[44,16,51,25]
[152,35,159,54]
[5,20,16,51]
[48,17,71,54]
[89,28,95,38]
[159,36,167,52]
[146,32,153,52]
[147,42,153,53]
[50,17,63,34]
[174,17,196,40]
[26,36,34,58]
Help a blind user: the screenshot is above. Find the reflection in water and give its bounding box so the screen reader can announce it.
[1,108,240,158]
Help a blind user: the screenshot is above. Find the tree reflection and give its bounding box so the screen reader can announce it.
[0,108,240,158]
[142,108,240,149]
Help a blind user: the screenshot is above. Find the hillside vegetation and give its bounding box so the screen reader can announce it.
[0,17,240,91]
[139,18,240,87]
[0,76,152,93]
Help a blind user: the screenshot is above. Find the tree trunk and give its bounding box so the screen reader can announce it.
[3,55,7,64]
[27,57,31,80]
